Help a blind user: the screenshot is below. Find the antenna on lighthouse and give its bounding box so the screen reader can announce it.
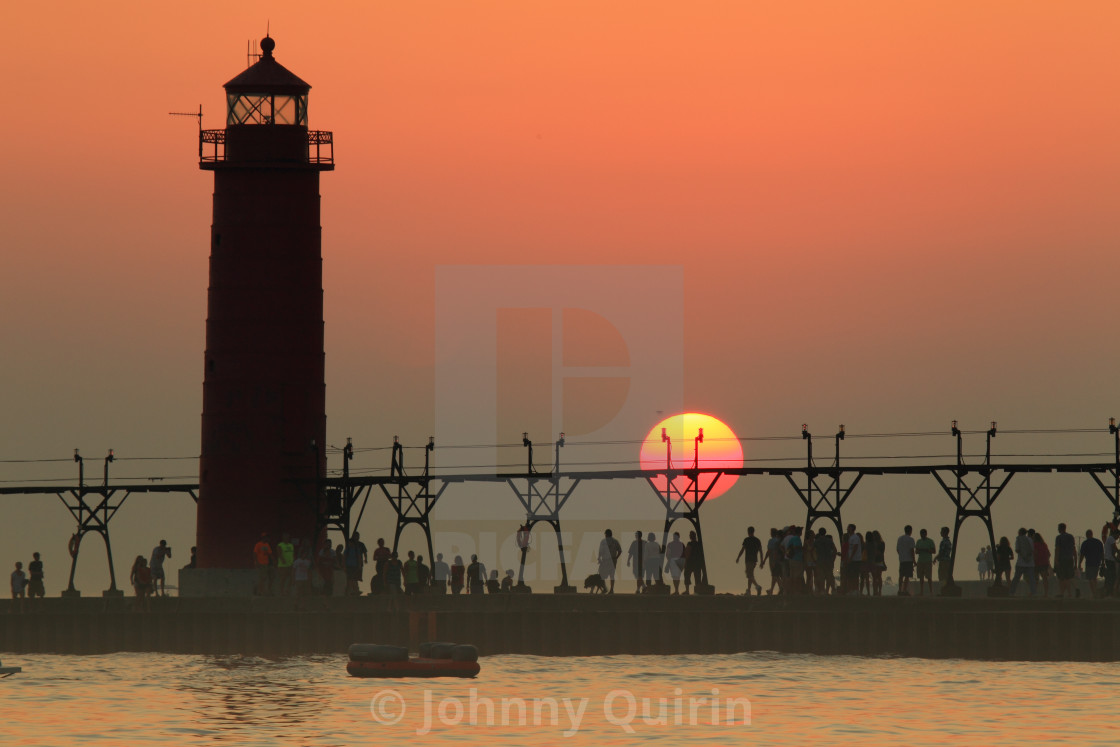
[169,106,203,157]
[246,22,271,68]
[246,39,261,68]
[169,105,203,130]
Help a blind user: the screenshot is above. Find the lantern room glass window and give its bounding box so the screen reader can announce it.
[226,93,308,126]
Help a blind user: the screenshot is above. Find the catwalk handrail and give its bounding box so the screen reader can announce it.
[0,484,200,495]
[0,460,1117,495]
[321,460,1120,487]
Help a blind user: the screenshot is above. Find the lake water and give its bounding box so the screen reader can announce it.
[1,652,1115,746]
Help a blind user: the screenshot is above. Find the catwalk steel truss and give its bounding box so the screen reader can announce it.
[4,425,1120,594]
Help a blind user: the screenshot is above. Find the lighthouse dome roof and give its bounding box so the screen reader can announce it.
[224,37,310,95]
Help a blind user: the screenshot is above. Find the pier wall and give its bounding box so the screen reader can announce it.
[2,596,1118,661]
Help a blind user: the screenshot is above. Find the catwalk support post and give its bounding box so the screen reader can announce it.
[1087,418,1120,517]
[931,421,1009,583]
[384,437,445,569]
[784,424,861,540]
[648,427,719,589]
[506,433,579,592]
[60,450,126,597]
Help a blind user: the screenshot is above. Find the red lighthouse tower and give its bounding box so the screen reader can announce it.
[196,37,333,569]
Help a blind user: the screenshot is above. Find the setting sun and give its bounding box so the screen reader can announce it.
[639,412,743,500]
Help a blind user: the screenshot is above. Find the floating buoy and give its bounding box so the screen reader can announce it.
[348,644,408,662]
[0,659,21,678]
[347,642,480,678]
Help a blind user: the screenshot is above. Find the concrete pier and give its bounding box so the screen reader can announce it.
[3,595,1119,661]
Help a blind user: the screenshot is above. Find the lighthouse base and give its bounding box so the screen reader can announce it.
[179,568,349,597]
[178,569,257,598]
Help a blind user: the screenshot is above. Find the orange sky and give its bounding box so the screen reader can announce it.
[2,2,1120,591]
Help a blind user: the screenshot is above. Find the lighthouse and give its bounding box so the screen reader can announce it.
[195,37,333,571]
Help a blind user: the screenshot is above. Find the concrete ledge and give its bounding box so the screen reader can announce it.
[178,569,257,597]
[2,595,1120,660]
[177,568,348,597]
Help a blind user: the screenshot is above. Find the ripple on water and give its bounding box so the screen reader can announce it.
[2,652,1118,746]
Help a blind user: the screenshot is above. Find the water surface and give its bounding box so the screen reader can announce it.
[1,652,1113,745]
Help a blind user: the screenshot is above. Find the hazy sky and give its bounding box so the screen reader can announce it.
[3,1,1119,593]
